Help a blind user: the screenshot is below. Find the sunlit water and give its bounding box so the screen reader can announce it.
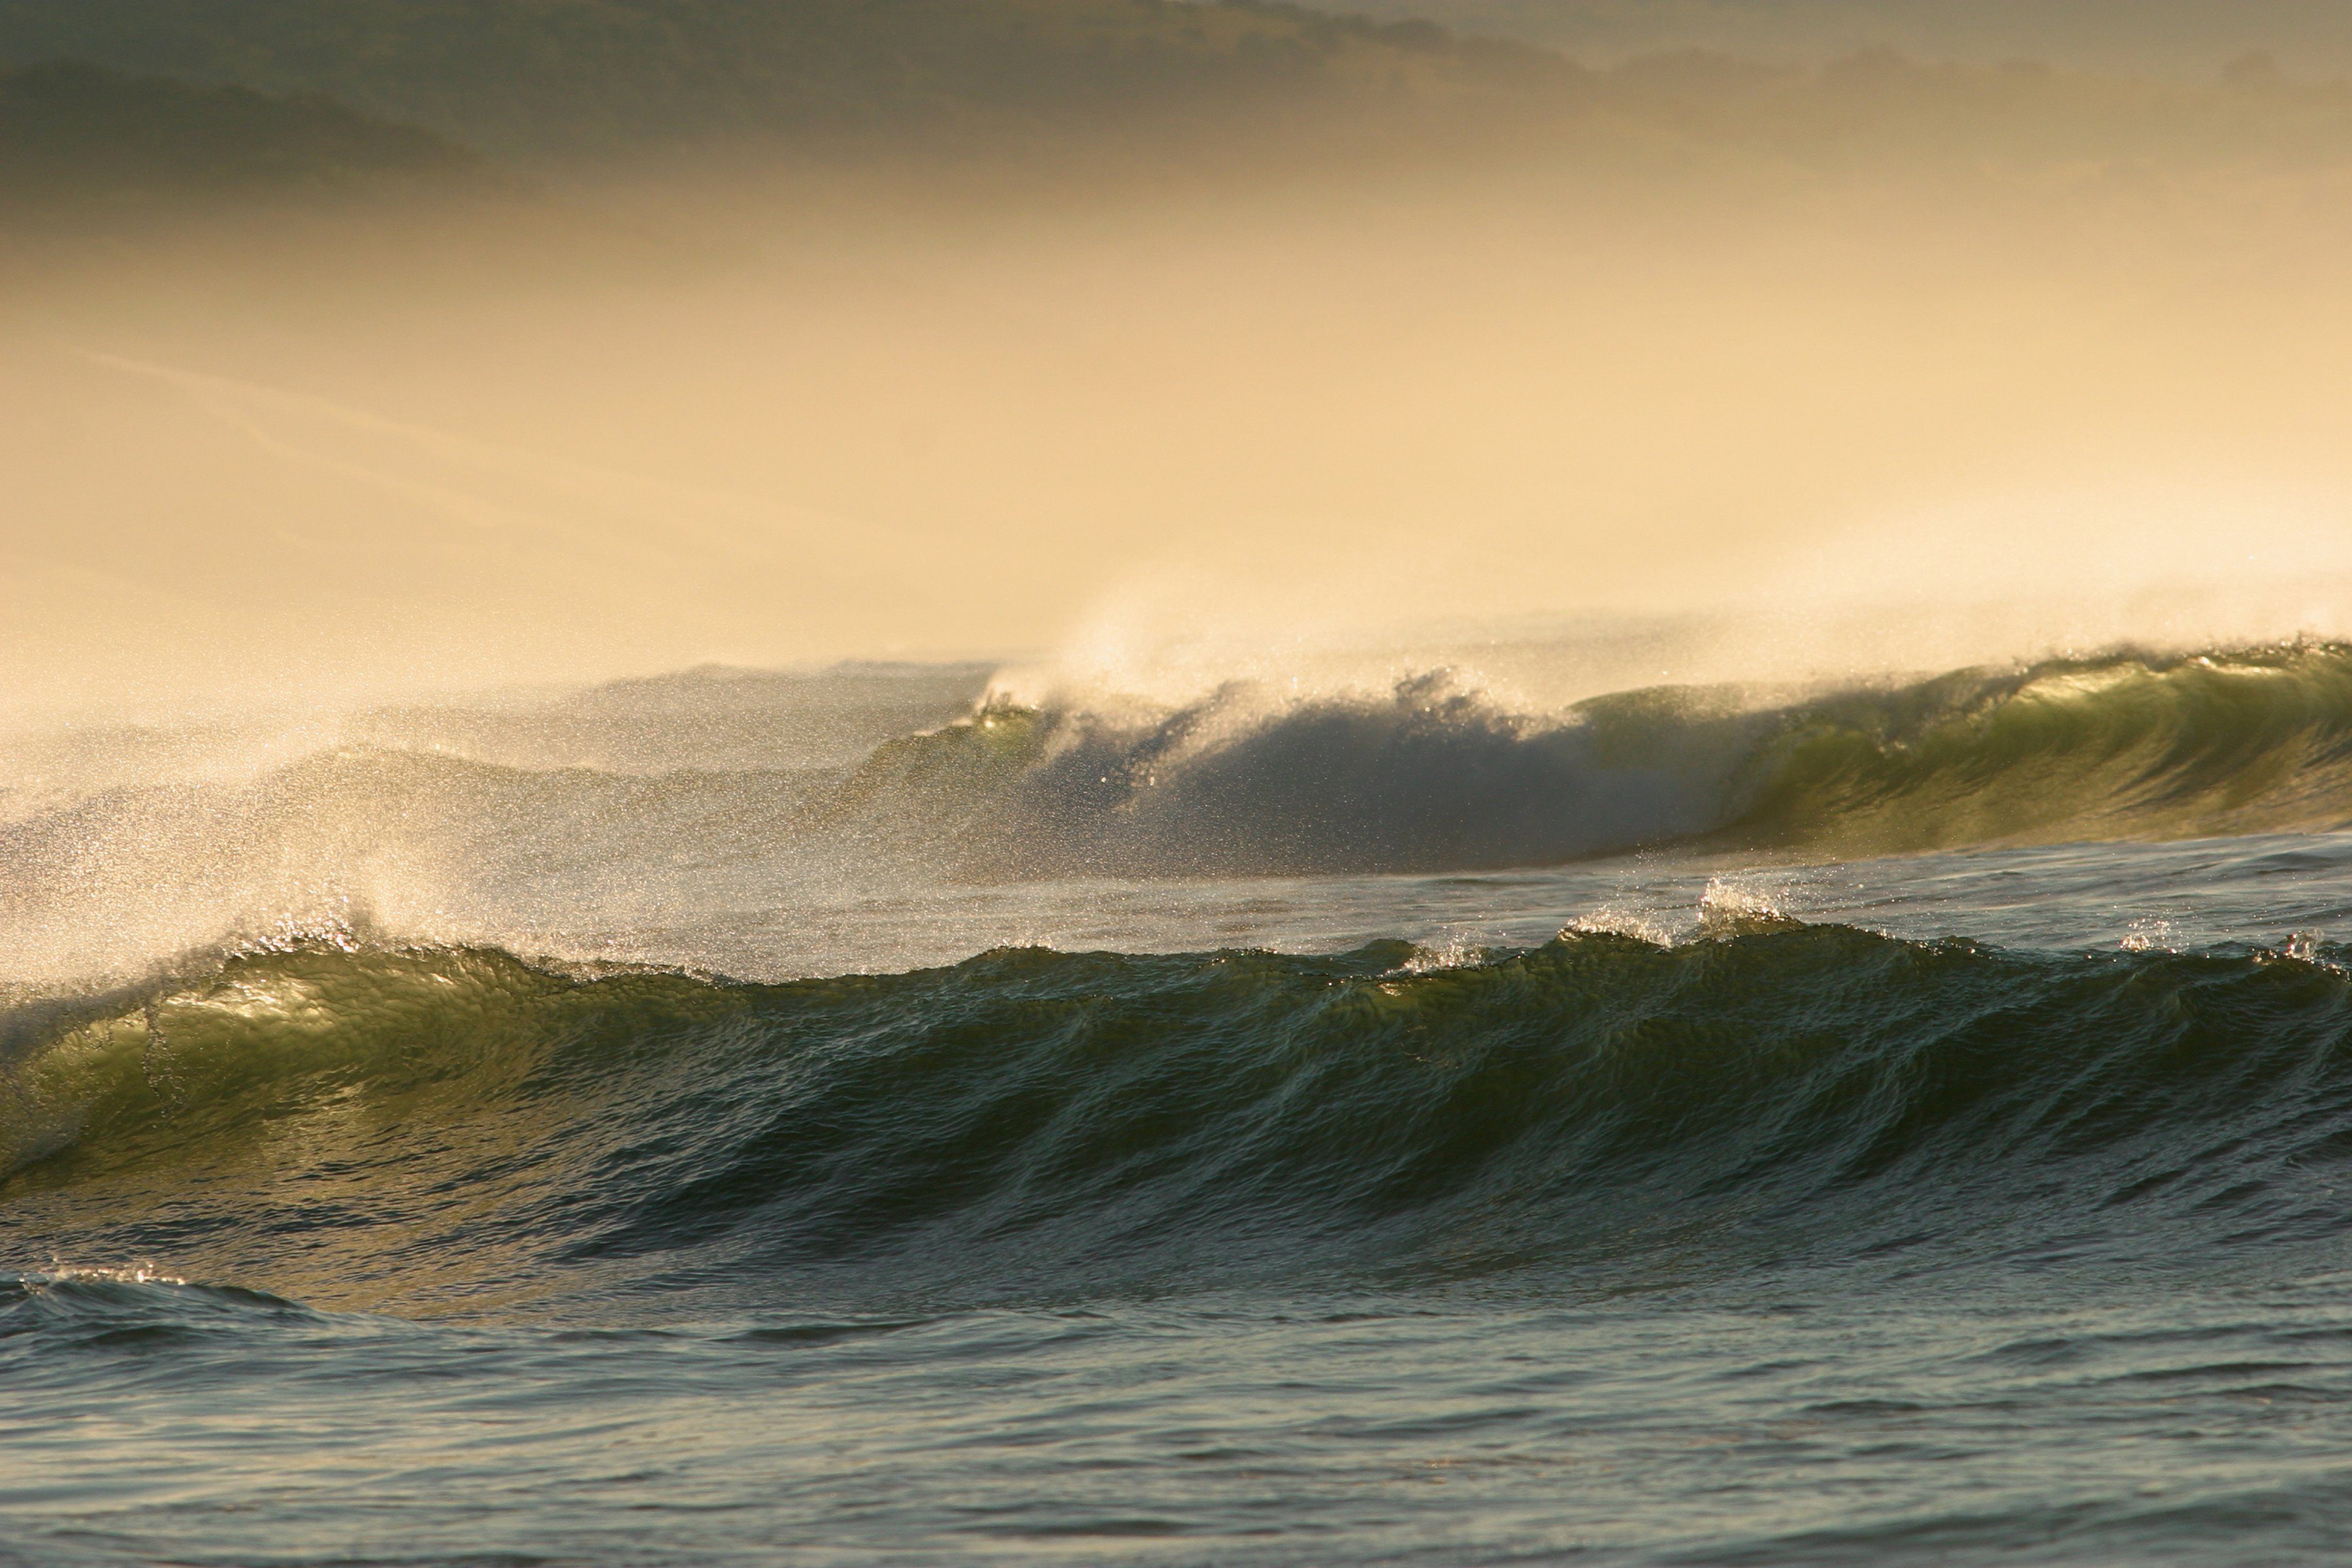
[12,657,2352,1565]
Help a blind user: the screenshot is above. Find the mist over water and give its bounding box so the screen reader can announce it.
[18,8,2352,1565]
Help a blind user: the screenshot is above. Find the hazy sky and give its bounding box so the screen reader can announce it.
[10,71,2352,723]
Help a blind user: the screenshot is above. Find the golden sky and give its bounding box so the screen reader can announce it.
[9,86,2352,721]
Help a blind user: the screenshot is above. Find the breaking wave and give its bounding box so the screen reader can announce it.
[832,640,2352,875]
[8,642,2352,990]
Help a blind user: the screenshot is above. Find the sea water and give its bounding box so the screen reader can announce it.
[10,647,2352,1565]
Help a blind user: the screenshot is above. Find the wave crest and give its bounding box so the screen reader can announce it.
[847,642,2352,875]
[8,642,2352,994]
[9,928,2352,1309]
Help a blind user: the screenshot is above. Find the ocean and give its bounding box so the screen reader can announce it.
[11,642,2352,1565]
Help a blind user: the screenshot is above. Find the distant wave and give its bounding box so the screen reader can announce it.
[7,644,2352,986]
[9,926,2352,1307]
[845,641,2352,875]
[1723,642,2352,854]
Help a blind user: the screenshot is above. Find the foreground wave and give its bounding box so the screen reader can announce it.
[8,925,2352,1312]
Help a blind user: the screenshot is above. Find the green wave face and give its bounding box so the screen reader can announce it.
[9,929,2352,1315]
[1723,644,2352,856]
